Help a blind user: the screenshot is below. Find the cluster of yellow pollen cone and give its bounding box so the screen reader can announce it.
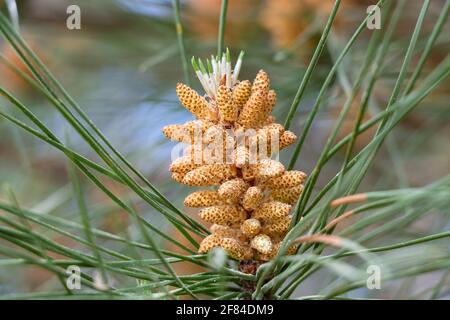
[163,65,307,261]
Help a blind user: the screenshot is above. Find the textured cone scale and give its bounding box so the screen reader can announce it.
[217,85,238,122]
[238,89,267,128]
[199,234,222,253]
[241,218,261,237]
[262,123,285,134]
[241,165,256,182]
[183,164,236,186]
[250,234,273,255]
[265,170,307,188]
[183,119,215,134]
[259,89,277,124]
[212,225,247,243]
[265,90,277,114]
[256,241,297,261]
[176,83,217,120]
[199,205,245,225]
[218,178,249,203]
[278,130,297,150]
[163,60,307,261]
[221,237,251,260]
[252,201,291,221]
[270,184,304,205]
[171,172,186,184]
[162,124,188,142]
[262,215,291,237]
[255,159,285,179]
[252,70,270,94]
[169,155,200,174]
[242,186,264,211]
[232,80,252,109]
[184,190,222,207]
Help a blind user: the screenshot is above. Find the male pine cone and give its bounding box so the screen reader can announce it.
[163,66,306,261]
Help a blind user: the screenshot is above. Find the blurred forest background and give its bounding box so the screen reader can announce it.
[0,0,449,298]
